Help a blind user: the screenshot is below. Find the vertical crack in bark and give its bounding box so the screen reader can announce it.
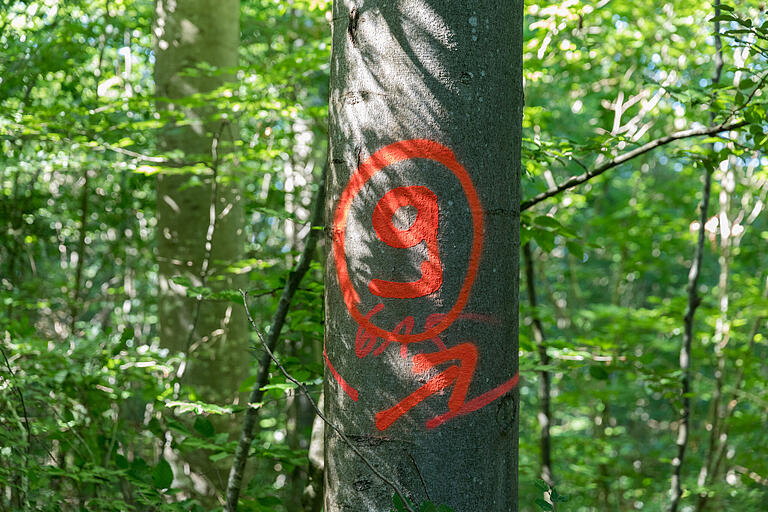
[347,7,359,48]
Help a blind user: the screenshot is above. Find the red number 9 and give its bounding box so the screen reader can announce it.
[368,186,442,299]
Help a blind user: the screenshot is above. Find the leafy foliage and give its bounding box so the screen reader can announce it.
[1,0,767,510]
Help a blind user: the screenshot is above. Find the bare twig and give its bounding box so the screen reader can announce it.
[521,120,747,211]
[224,166,327,511]
[239,289,416,512]
[0,341,32,456]
[70,168,89,332]
[407,450,432,503]
[98,143,171,164]
[182,123,225,360]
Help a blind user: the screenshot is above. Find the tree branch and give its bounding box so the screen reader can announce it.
[521,120,748,211]
[182,122,226,361]
[224,165,327,511]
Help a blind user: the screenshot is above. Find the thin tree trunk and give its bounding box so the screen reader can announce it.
[154,0,246,403]
[669,167,712,512]
[669,4,723,510]
[70,168,89,333]
[303,391,325,512]
[695,164,732,511]
[523,243,554,486]
[225,172,326,511]
[325,2,523,509]
[154,0,246,499]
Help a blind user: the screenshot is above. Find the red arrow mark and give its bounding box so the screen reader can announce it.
[375,343,478,430]
[425,371,519,429]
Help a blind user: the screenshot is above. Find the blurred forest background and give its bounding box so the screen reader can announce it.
[1,0,768,511]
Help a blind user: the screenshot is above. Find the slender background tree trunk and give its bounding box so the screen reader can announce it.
[325,1,523,510]
[669,4,723,509]
[154,0,247,499]
[523,242,554,487]
[154,0,246,405]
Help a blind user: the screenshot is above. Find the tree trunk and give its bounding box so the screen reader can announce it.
[523,243,554,487]
[324,2,523,510]
[154,0,246,499]
[154,0,246,404]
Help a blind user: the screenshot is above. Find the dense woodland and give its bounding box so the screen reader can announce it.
[1,0,768,511]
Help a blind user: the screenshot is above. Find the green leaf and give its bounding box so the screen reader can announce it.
[209,451,231,462]
[193,417,215,438]
[739,79,757,90]
[152,459,174,489]
[260,382,298,393]
[589,365,609,380]
[437,505,455,512]
[166,400,234,415]
[147,417,164,437]
[709,14,736,23]
[120,327,135,342]
[535,498,554,511]
[566,240,584,260]
[115,454,129,470]
[533,229,555,252]
[419,502,437,512]
[239,374,259,392]
[534,215,562,229]
[534,478,550,492]
[135,165,161,175]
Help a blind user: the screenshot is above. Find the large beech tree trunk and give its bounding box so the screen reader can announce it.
[154,0,247,405]
[324,1,523,510]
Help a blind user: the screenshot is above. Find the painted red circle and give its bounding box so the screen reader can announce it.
[332,139,484,343]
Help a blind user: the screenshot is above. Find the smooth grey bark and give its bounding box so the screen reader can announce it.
[154,0,246,500]
[154,0,247,404]
[304,392,325,511]
[325,2,523,510]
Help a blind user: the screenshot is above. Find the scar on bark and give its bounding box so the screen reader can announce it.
[347,7,359,47]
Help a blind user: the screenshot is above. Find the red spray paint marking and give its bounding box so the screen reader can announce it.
[323,338,358,401]
[355,305,500,359]
[356,305,415,359]
[385,316,415,358]
[369,186,442,299]
[332,139,484,343]
[375,343,478,431]
[355,303,385,358]
[329,302,519,422]
[326,139,519,429]
[375,367,460,431]
[425,372,519,429]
